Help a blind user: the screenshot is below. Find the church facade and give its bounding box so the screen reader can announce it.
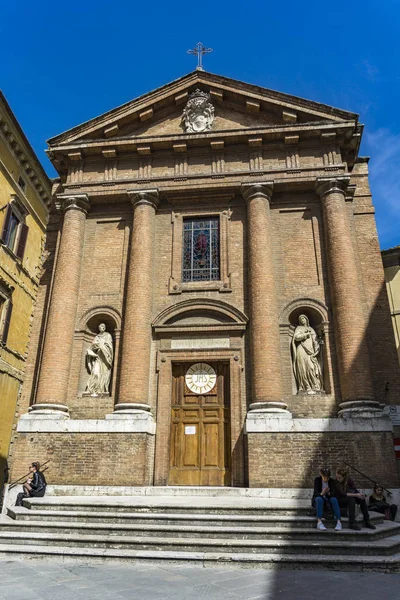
[8,71,400,491]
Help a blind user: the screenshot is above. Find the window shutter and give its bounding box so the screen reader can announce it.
[16,223,28,260]
[1,205,12,244]
[1,300,12,345]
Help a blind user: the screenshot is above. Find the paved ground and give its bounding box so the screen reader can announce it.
[0,559,400,600]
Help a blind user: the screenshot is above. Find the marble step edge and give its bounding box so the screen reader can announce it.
[1,529,400,551]
[24,496,312,509]
[0,544,400,571]
[2,516,396,539]
[7,507,385,523]
[40,485,315,499]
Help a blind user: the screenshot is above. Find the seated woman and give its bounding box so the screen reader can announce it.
[369,484,397,521]
[335,468,376,531]
[16,462,47,507]
[312,467,342,531]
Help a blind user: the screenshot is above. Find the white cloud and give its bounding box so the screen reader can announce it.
[364,128,400,249]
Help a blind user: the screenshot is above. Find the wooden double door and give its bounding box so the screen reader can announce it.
[169,362,231,486]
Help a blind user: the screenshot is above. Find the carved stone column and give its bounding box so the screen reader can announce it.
[242,183,289,416]
[33,195,90,417]
[116,189,159,414]
[316,177,381,417]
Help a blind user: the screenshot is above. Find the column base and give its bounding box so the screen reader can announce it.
[28,404,69,419]
[110,402,152,416]
[338,400,384,418]
[249,401,292,418]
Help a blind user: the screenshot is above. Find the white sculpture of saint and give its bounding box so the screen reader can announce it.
[291,314,324,395]
[85,323,113,396]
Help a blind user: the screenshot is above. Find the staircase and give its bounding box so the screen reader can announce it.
[1,487,400,571]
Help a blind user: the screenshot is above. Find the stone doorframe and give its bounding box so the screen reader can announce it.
[154,348,245,487]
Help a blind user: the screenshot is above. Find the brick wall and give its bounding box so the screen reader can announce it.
[11,432,154,486]
[248,431,399,488]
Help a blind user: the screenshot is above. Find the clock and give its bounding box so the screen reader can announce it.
[185,363,217,394]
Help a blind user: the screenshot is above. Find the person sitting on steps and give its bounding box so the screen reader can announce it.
[369,483,398,522]
[15,462,46,507]
[312,467,342,531]
[335,468,376,531]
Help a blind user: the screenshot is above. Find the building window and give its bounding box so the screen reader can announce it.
[0,287,13,346]
[1,203,28,260]
[182,217,220,282]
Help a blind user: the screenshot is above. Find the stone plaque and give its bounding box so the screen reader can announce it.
[171,337,230,350]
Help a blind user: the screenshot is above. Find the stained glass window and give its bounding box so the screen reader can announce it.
[182,218,220,282]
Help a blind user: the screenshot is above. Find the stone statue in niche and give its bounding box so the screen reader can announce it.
[85,323,113,396]
[291,314,324,395]
[181,89,214,133]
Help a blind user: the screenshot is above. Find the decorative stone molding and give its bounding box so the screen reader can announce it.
[17,413,156,434]
[112,402,152,414]
[153,297,248,329]
[78,305,122,332]
[338,400,384,419]
[181,89,214,133]
[315,176,350,199]
[241,182,274,203]
[245,413,393,434]
[248,401,292,418]
[168,208,232,294]
[279,297,329,325]
[28,403,70,419]
[56,194,90,215]
[127,189,159,210]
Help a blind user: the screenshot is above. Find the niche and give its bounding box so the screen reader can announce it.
[288,306,330,396]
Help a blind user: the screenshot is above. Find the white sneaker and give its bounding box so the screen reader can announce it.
[317,522,327,531]
[335,521,342,531]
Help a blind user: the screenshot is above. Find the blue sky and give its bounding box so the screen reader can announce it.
[1,0,399,249]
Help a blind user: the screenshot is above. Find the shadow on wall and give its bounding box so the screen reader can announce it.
[263,280,400,592]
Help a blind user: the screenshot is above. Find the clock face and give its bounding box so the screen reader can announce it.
[185,363,217,394]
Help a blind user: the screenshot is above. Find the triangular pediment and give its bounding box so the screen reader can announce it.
[48,71,358,148]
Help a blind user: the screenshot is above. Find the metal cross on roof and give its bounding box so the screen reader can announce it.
[187,42,213,71]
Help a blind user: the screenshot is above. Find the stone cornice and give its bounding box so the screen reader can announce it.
[60,164,348,200]
[0,92,51,209]
[49,121,356,160]
[48,71,357,147]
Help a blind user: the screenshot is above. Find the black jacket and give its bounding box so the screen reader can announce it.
[30,471,46,493]
[312,476,337,506]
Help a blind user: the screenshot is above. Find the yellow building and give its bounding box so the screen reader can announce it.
[382,246,400,364]
[0,92,51,493]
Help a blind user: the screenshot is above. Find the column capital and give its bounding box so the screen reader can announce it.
[56,194,90,215]
[241,182,274,203]
[128,189,160,210]
[315,176,350,199]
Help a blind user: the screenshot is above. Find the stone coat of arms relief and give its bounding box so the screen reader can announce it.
[181,89,215,133]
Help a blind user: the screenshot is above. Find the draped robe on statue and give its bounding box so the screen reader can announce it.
[85,330,113,395]
[291,315,323,394]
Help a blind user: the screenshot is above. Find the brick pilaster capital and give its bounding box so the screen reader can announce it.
[241,182,274,203]
[315,176,350,199]
[56,194,90,215]
[128,189,160,211]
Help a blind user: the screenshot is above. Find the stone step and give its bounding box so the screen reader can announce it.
[7,507,385,529]
[19,496,336,516]
[1,529,400,556]
[2,516,396,541]
[43,485,313,499]
[0,539,400,570]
